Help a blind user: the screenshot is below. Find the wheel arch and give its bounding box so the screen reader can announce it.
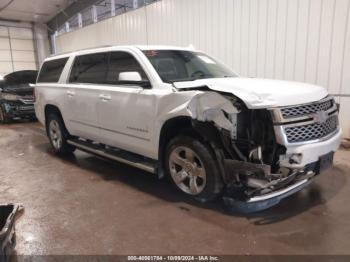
[44,104,69,135]
[157,116,226,178]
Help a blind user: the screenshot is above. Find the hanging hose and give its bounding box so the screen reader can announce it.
[0,0,14,12]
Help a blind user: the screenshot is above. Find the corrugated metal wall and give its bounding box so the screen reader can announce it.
[56,0,350,138]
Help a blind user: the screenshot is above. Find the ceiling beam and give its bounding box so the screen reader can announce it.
[46,0,100,32]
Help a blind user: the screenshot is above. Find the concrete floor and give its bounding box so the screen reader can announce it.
[0,122,350,255]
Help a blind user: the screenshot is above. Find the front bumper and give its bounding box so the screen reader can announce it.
[223,132,339,213]
[279,129,342,169]
[223,178,311,213]
[2,101,35,119]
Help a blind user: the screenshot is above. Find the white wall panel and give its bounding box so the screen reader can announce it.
[12,51,36,62]
[9,27,33,39]
[0,26,8,37]
[284,0,298,81]
[294,0,310,82]
[0,62,12,73]
[56,8,147,52]
[0,23,37,76]
[317,0,336,89]
[10,39,34,51]
[13,62,36,71]
[264,0,278,79]
[0,38,10,49]
[55,0,350,137]
[0,50,12,61]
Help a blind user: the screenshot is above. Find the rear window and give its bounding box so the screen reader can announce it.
[37,58,69,83]
[69,53,109,84]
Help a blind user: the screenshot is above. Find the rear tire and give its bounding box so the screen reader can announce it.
[46,113,75,154]
[164,135,223,202]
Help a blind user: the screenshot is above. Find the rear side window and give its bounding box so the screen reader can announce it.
[37,57,68,83]
[107,52,148,84]
[69,53,108,84]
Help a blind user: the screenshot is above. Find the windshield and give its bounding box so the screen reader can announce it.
[143,50,237,83]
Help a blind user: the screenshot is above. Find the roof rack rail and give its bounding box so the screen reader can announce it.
[49,45,113,57]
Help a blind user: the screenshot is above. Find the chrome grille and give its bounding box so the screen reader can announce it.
[284,115,338,143]
[281,98,334,119]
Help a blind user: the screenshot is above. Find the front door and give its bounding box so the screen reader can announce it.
[97,51,157,158]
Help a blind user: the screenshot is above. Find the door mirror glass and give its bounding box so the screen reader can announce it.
[118,72,142,82]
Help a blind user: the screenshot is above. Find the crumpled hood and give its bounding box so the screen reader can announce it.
[173,77,328,108]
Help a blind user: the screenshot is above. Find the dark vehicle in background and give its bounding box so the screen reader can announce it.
[0,70,37,123]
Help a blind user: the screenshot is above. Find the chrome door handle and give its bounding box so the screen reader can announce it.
[67,90,75,96]
[99,94,111,101]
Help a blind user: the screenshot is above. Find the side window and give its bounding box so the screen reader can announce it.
[69,52,108,84]
[107,51,148,84]
[37,57,68,83]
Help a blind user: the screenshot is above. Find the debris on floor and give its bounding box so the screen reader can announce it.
[0,204,23,261]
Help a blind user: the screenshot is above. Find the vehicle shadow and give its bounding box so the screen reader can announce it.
[49,148,347,225]
[0,118,37,125]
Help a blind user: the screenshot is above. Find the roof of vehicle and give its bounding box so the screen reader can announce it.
[45,45,195,61]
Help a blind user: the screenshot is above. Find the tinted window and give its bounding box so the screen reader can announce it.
[107,52,148,84]
[69,53,108,84]
[37,58,68,83]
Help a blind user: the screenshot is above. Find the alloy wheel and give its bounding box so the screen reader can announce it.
[49,120,63,150]
[169,146,206,195]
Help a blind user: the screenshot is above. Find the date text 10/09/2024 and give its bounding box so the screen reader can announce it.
[127,256,219,261]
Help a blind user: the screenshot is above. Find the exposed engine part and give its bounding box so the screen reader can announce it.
[246,177,279,189]
[249,146,263,163]
[223,159,271,179]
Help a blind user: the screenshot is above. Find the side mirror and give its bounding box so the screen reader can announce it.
[118,72,151,88]
[119,72,142,82]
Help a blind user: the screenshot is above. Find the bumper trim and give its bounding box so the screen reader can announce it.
[223,178,312,213]
[247,178,310,203]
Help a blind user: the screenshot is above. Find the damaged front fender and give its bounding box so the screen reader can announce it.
[187,92,239,137]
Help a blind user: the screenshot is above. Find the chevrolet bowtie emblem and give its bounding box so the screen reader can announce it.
[312,111,328,124]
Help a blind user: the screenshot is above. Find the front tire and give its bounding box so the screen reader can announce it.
[46,113,75,154]
[164,136,224,202]
[0,105,10,124]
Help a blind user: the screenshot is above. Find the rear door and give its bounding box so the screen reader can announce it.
[64,52,108,141]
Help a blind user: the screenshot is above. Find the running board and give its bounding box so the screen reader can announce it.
[67,139,158,174]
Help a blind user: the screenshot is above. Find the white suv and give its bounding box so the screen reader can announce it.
[35,45,341,211]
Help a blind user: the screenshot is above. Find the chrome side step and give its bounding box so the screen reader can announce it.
[67,139,157,174]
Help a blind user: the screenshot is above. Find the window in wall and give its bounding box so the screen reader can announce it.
[37,57,69,83]
[67,15,79,31]
[107,51,148,84]
[81,6,94,26]
[69,53,109,84]
[52,0,159,38]
[96,0,112,20]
